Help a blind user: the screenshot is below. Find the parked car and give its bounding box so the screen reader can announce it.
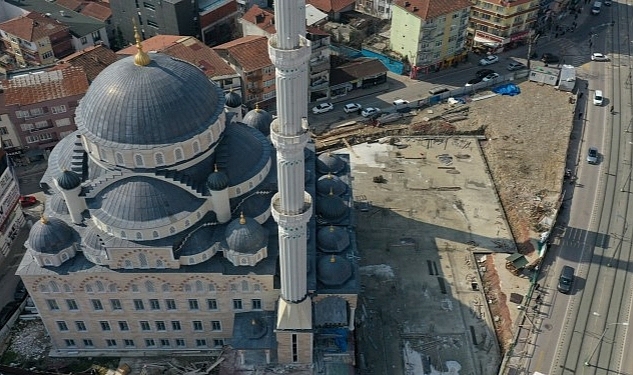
[14,280,27,301]
[482,72,500,82]
[476,69,495,79]
[361,107,381,117]
[587,147,598,164]
[507,62,526,71]
[19,195,37,207]
[465,77,482,87]
[591,52,609,61]
[541,53,560,63]
[557,265,575,294]
[312,102,334,114]
[343,103,362,113]
[479,55,499,66]
[392,99,409,106]
[593,90,604,106]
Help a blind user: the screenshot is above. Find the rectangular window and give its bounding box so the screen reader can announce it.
[155,321,166,331]
[75,321,87,331]
[1,139,12,148]
[15,110,30,118]
[83,339,94,347]
[145,338,156,347]
[99,321,111,331]
[124,339,135,347]
[34,120,50,129]
[106,339,117,347]
[57,321,68,331]
[195,339,207,347]
[21,123,33,131]
[160,339,170,347]
[176,339,186,347]
[64,339,76,347]
[80,36,87,44]
[51,105,67,114]
[166,299,176,310]
[211,320,221,331]
[134,299,145,310]
[110,299,122,310]
[188,299,199,310]
[192,321,203,331]
[207,299,218,310]
[66,299,78,310]
[292,334,298,362]
[140,321,151,331]
[232,299,243,310]
[143,1,156,10]
[29,108,44,117]
[91,299,104,310]
[55,118,71,127]
[147,20,159,28]
[213,339,224,347]
[149,299,160,310]
[251,299,262,310]
[118,321,129,331]
[46,299,59,310]
[0,127,8,135]
[171,321,182,331]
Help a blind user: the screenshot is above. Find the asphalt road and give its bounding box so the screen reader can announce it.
[524,3,633,375]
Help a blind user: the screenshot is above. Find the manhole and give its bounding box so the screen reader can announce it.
[543,323,553,331]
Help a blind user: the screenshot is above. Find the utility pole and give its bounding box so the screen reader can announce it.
[527,30,539,71]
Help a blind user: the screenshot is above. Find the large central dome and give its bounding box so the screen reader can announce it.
[76,53,223,146]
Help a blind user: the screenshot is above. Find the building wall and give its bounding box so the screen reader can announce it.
[276,331,313,364]
[389,6,422,65]
[469,0,539,46]
[0,152,25,260]
[21,269,280,355]
[0,113,21,152]
[71,28,110,52]
[356,0,393,19]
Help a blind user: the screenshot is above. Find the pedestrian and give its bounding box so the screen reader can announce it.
[579,112,583,119]
[611,106,615,113]
[535,283,541,291]
[579,92,584,99]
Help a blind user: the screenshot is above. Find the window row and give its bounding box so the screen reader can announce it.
[57,319,225,332]
[46,298,262,312]
[63,337,224,349]
[39,279,262,294]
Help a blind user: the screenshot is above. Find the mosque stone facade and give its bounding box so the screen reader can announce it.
[17,41,358,363]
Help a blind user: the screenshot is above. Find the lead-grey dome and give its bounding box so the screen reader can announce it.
[225,90,242,108]
[207,169,229,191]
[317,153,345,175]
[225,214,268,254]
[317,173,347,196]
[316,194,348,221]
[317,255,353,286]
[76,53,223,146]
[242,107,272,136]
[317,226,350,253]
[57,169,82,190]
[28,217,76,254]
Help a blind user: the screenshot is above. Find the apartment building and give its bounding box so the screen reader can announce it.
[390,0,471,76]
[356,0,394,19]
[468,0,540,51]
[0,149,25,261]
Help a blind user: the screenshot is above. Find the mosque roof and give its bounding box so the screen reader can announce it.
[28,217,77,255]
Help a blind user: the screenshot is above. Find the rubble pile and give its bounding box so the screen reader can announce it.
[5,320,51,362]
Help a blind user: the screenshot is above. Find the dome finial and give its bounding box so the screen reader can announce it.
[133,21,151,67]
[329,225,335,232]
[214,164,219,172]
[329,187,334,196]
[255,103,261,112]
[251,318,257,325]
[40,213,48,224]
[327,172,333,180]
[239,212,246,225]
[330,255,336,263]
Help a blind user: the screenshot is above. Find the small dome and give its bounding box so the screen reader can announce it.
[56,169,82,190]
[225,213,268,254]
[207,166,229,191]
[242,107,272,136]
[47,193,69,215]
[247,318,268,339]
[28,217,76,254]
[317,173,347,196]
[316,194,348,221]
[317,255,353,286]
[225,90,242,108]
[317,226,350,253]
[317,153,345,175]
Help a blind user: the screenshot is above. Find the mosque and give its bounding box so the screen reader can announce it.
[16,5,358,365]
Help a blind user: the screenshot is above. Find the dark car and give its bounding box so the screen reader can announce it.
[476,69,495,79]
[19,195,38,207]
[541,53,560,63]
[14,280,27,301]
[465,77,482,87]
[557,265,575,294]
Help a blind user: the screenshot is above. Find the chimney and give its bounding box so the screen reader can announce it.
[404,1,410,6]
[255,13,264,23]
[413,6,418,11]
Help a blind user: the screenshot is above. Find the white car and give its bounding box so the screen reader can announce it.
[312,102,334,114]
[593,90,603,106]
[361,107,381,117]
[392,99,409,106]
[479,55,499,66]
[343,103,362,113]
[591,53,609,61]
[587,147,598,164]
[482,72,500,82]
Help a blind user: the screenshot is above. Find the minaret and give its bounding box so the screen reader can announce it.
[268,0,314,364]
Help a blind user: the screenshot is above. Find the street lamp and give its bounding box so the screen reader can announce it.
[584,322,629,366]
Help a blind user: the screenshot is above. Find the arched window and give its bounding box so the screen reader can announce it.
[236,187,241,194]
[184,284,192,292]
[121,231,127,238]
[95,280,105,292]
[153,231,159,238]
[195,280,203,292]
[134,154,144,167]
[116,153,124,165]
[139,253,148,268]
[162,283,170,292]
[253,284,261,293]
[193,141,200,154]
[50,281,60,293]
[136,232,143,240]
[230,283,237,292]
[63,284,72,293]
[109,283,118,292]
[100,148,108,161]
[174,148,183,161]
[155,152,165,165]
[156,259,164,268]
[145,280,155,292]
[170,227,176,234]
[131,284,139,292]
[241,280,249,291]
[208,283,216,292]
[249,181,253,189]
[44,258,52,265]
[61,252,69,261]
[39,284,49,293]
[207,132,213,144]
[185,220,190,227]
[85,284,93,293]
[124,260,133,269]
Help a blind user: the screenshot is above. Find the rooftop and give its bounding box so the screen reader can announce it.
[392,0,471,19]
[3,66,89,106]
[213,35,272,72]
[51,44,118,82]
[308,0,355,13]
[0,12,69,42]
[80,2,111,22]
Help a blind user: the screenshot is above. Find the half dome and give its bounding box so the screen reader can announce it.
[225,90,242,108]
[316,194,348,221]
[317,226,350,253]
[317,255,353,287]
[317,173,347,196]
[317,153,345,175]
[242,107,273,136]
[28,217,76,254]
[225,214,268,254]
[76,53,223,146]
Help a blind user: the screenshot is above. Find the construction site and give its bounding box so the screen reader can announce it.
[0,80,575,375]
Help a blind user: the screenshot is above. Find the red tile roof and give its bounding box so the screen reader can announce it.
[55,0,83,11]
[200,0,238,28]
[393,0,471,19]
[117,35,237,79]
[241,5,276,34]
[51,44,118,82]
[330,58,388,85]
[3,67,89,106]
[308,0,355,13]
[479,0,534,6]
[80,2,112,21]
[213,35,272,72]
[0,13,69,42]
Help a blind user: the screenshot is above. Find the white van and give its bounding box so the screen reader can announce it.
[591,1,602,14]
